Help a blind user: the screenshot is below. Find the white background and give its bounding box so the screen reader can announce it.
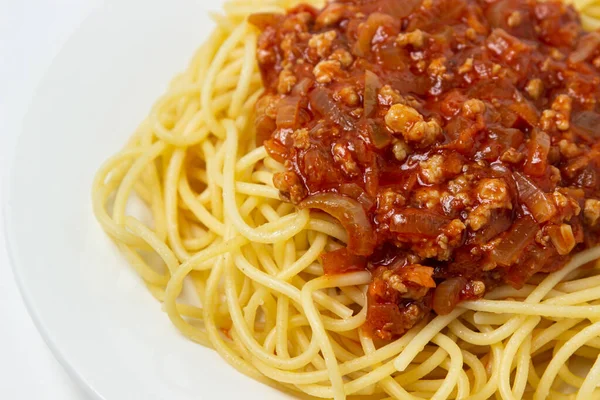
[0,1,98,398]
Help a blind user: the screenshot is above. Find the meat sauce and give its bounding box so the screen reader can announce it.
[251,0,600,340]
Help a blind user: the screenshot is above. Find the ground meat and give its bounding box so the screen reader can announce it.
[501,148,525,164]
[558,139,582,158]
[526,78,544,100]
[584,199,600,226]
[458,58,474,75]
[378,85,403,106]
[366,265,434,339]
[420,154,446,184]
[376,189,406,220]
[382,265,435,299]
[508,10,523,27]
[414,188,442,209]
[291,128,310,149]
[278,69,297,94]
[542,94,574,131]
[337,86,359,106]
[396,29,425,48]
[313,59,342,83]
[332,142,360,177]
[329,49,353,67]
[385,104,423,135]
[391,139,410,162]
[428,57,447,78]
[466,179,512,230]
[445,219,467,244]
[308,30,337,57]
[385,103,441,146]
[462,99,486,119]
[273,171,306,204]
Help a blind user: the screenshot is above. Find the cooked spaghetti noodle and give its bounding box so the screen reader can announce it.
[93,0,600,399]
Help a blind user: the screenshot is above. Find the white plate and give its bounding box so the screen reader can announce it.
[5,1,291,399]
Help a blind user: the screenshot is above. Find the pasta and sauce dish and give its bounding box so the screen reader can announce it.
[93,0,600,398]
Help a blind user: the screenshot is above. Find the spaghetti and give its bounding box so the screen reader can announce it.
[93,0,600,399]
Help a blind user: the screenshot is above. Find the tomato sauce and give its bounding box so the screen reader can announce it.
[252,0,600,339]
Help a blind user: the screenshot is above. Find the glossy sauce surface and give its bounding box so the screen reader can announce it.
[252,0,600,339]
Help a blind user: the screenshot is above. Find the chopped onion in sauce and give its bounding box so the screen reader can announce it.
[514,172,557,223]
[364,70,381,118]
[573,111,600,137]
[476,209,513,244]
[309,88,353,130]
[378,0,421,18]
[391,209,451,238]
[320,248,367,275]
[292,78,314,97]
[569,32,600,64]
[354,13,398,57]
[276,96,302,129]
[491,215,538,266]
[248,12,283,31]
[433,277,467,315]
[255,115,276,146]
[548,224,576,255]
[367,120,392,149]
[508,101,539,128]
[524,129,550,176]
[300,193,376,256]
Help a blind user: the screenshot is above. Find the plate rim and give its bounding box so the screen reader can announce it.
[3,123,106,400]
[1,3,278,399]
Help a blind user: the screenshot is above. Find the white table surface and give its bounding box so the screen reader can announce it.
[0,1,100,398]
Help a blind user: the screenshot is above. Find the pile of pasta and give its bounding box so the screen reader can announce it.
[93,0,600,398]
